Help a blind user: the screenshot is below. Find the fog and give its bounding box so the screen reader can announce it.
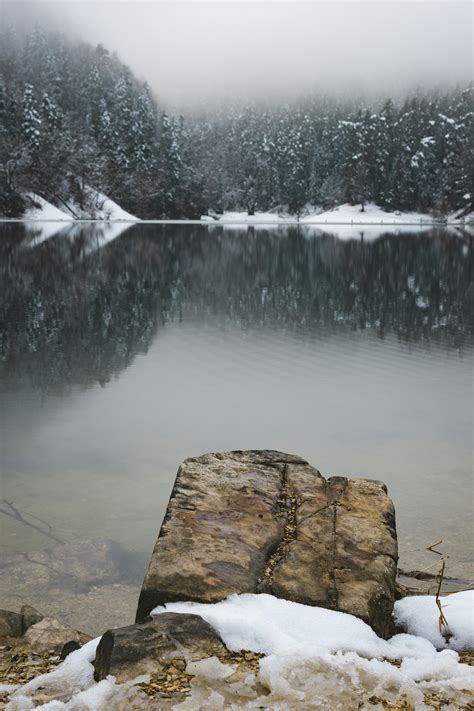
[1,1,472,107]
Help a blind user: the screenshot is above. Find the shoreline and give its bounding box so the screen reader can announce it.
[1,218,470,226]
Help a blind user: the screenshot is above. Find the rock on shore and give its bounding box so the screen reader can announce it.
[136,450,398,637]
[93,612,226,682]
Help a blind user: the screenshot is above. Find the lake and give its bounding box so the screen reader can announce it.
[0,221,472,632]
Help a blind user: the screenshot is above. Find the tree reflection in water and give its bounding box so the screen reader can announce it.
[0,223,472,394]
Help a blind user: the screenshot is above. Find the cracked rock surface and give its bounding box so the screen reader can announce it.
[136,450,397,637]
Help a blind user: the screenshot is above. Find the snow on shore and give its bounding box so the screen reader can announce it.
[21,190,139,222]
[301,202,438,225]
[202,202,471,230]
[23,193,73,222]
[394,591,474,651]
[155,591,474,657]
[5,592,473,710]
[64,187,139,221]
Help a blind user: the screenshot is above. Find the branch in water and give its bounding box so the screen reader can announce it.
[0,499,64,545]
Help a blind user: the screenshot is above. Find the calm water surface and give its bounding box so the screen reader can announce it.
[0,222,473,627]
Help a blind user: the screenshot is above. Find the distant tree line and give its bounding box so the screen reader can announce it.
[0,27,472,219]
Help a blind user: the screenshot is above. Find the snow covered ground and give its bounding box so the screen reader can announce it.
[63,187,139,221]
[201,202,471,231]
[20,190,139,222]
[301,202,441,225]
[23,193,74,222]
[155,591,474,656]
[11,197,472,228]
[4,591,473,710]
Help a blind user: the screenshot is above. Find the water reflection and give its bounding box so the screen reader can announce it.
[1,223,472,394]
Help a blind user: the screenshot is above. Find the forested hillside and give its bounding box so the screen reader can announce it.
[0,27,472,219]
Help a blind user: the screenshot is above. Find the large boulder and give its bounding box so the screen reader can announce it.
[136,451,398,637]
[94,612,226,682]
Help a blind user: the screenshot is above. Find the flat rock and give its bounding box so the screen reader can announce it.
[136,450,398,637]
[0,609,22,638]
[94,612,226,682]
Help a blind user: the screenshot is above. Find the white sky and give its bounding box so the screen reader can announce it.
[1,1,472,108]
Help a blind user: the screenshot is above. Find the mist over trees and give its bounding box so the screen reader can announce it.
[0,27,472,219]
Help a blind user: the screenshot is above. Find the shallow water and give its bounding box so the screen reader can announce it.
[0,222,472,630]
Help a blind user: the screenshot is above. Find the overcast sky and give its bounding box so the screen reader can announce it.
[1,1,472,108]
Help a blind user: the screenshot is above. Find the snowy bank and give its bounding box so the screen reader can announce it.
[63,187,140,221]
[23,193,74,222]
[394,590,474,651]
[5,592,473,710]
[201,202,471,229]
[301,202,439,225]
[20,189,139,222]
[154,592,474,657]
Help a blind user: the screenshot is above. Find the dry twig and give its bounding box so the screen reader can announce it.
[425,541,452,643]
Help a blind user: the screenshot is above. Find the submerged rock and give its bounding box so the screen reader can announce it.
[0,539,144,594]
[0,540,145,635]
[94,612,226,682]
[136,450,398,637]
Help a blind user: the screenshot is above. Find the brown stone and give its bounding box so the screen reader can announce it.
[0,609,22,638]
[20,605,44,633]
[93,612,226,682]
[136,451,398,637]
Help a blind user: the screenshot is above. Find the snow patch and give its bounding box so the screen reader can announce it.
[201,203,471,236]
[23,193,74,222]
[394,590,474,651]
[64,187,139,221]
[20,189,139,223]
[153,593,450,659]
[6,638,99,710]
[301,202,437,225]
[154,593,395,658]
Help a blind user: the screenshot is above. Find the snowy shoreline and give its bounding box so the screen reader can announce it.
[0,218,468,225]
[3,591,473,710]
[2,195,470,227]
